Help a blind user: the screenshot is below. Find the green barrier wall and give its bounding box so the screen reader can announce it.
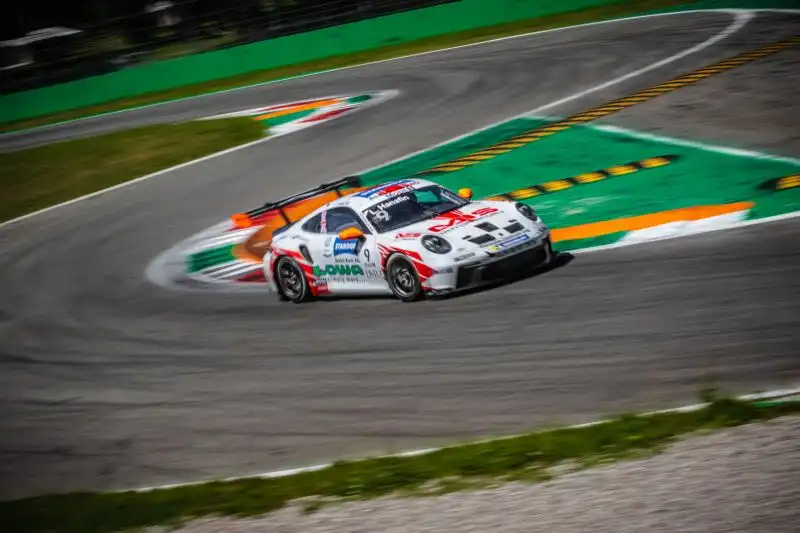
[0,0,618,122]
[3,0,798,123]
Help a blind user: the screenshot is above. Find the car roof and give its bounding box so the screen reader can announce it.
[329,178,442,211]
[290,178,449,230]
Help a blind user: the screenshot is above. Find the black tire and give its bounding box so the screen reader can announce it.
[274,256,312,303]
[544,237,557,265]
[386,254,425,302]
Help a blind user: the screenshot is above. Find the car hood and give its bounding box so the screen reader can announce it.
[387,202,539,254]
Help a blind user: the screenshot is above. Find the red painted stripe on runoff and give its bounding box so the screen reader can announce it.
[299,107,351,123]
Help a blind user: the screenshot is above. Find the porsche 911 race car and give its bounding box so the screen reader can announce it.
[257,177,554,302]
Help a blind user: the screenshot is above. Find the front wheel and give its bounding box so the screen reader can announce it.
[386,254,425,302]
[544,237,556,264]
[275,256,311,303]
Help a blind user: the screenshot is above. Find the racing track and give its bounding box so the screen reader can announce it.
[1,9,799,500]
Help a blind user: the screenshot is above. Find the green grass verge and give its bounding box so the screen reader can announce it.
[1,395,797,533]
[0,0,692,133]
[0,118,264,223]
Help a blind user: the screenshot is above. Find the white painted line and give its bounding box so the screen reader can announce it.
[530,112,800,166]
[3,6,762,142]
[613,210,749,245]
[0,135,272,230]
[498,113,800,254]
[186,227,260,251]
[590,123,800,166]
[524,11,753,116]
[128,385,800,493]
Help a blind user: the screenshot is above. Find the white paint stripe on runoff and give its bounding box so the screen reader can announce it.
[199,261,259,278]
[568,210,800,256]
[199,89,398,123]
[188,231,259,251]
[268,90,399,136]
[186,228,260,251]
[513,113,800,254]
[187,265,263,286]
[128,385,800,493]
[614,210,750,246]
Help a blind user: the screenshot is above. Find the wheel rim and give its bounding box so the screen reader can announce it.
[391,260,417,297]
[278,260,304,299]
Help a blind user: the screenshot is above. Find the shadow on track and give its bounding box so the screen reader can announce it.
[427,251,576,302]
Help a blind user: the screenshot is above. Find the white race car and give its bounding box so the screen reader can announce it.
[263,177,554,302]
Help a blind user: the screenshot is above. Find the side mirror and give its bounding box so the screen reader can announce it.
[338,226,364,240]
[457,187,473,200]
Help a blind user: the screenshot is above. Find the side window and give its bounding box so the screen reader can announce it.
[301,213,323,233]
[324,207,369,234]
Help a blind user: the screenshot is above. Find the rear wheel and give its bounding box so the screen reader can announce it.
[386,254,425,302]
[275,256,311,303]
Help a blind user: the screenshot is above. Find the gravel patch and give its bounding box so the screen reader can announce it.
[160,415,800,533]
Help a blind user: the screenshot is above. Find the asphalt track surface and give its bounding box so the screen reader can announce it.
[1,10,799,500]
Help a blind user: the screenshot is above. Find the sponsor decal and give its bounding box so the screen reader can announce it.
[395,232,422,240]
[365,207,392,224]
[428,207,500,233]
[374,194,411,210]
[365,269,385,280]
[486,233,530,253]
[453,252,476,262]
[355,179,416,199]
[333,237,358,256]
[313,264,365,277]
[313,263,382,283]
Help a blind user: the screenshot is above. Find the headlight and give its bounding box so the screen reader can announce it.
[421,235,452,254]
[515,202,538,221]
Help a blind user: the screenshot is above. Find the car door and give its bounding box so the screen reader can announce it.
[315,206,388,294]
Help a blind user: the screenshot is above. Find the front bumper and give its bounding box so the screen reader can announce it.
[453,238,551,290]
[424,228,553,295]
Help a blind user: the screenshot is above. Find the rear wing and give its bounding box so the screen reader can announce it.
[230,176,366,228]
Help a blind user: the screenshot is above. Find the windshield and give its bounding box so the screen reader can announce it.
[362,184,469,233]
